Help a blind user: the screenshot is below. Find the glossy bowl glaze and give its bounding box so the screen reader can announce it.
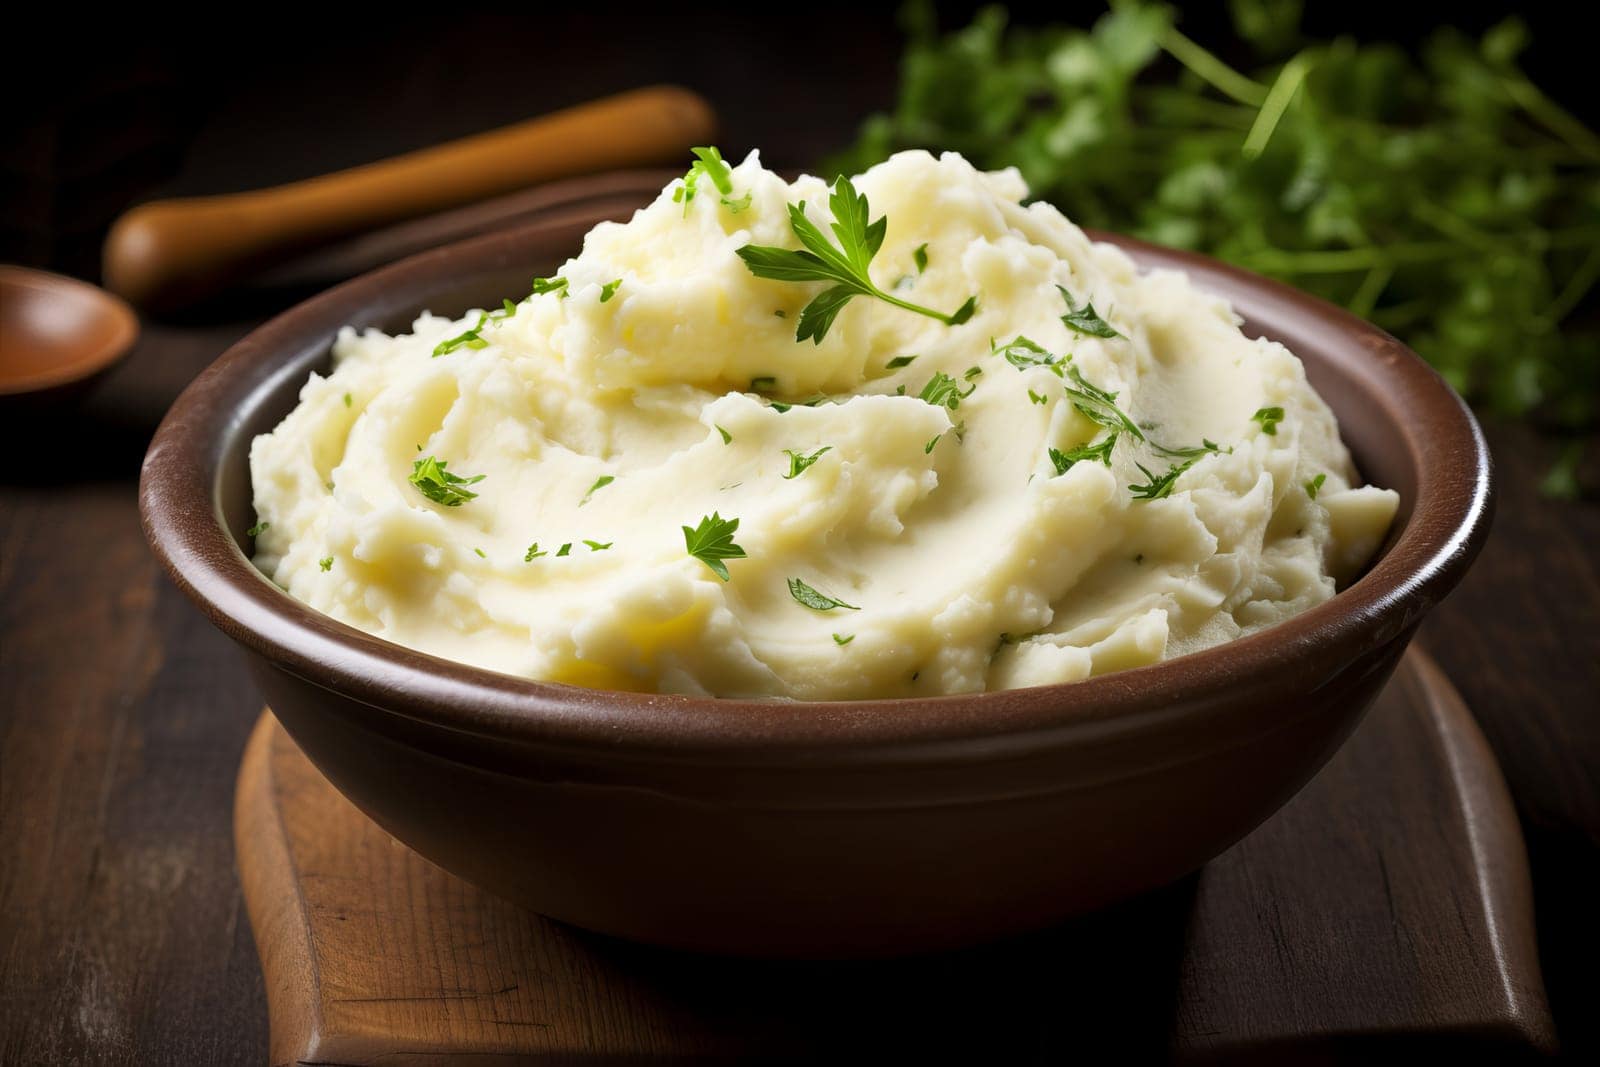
[140,174,1492,958]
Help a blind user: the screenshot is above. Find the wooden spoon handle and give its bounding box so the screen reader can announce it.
[103,85,715,311]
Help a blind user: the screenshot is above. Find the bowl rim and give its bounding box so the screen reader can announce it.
[138,181,1493,762]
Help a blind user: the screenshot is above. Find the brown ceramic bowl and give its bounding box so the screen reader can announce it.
[139,176,1492,958]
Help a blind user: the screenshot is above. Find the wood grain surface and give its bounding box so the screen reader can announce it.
[3,10,1598,1062]
[232,650,1552,1065]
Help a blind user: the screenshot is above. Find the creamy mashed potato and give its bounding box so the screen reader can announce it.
[249,150,1398,700]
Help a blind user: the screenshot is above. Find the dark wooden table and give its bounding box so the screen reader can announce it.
[3,9,1598,1063]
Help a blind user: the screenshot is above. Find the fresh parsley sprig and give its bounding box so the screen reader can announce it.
[994,335,1061,371]
[1049,438,1117,474]
[683,512,747,581]
[787,578,861,612]
[673,147,750,215]
[1128,458,1201,500]
[1058,286,1122,338]
[1252,406,1286,435]
[782,447,832,479]
[918,371,976,410]
[736,176,977,343]
[409,456,485,507]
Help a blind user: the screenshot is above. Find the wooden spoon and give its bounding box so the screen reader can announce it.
[103,85,715,312]
[0,265,138,399]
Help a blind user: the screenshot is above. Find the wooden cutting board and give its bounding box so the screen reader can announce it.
[234,648,1556,1064]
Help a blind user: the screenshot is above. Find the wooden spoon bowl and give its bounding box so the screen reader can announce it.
[0,265,138,399]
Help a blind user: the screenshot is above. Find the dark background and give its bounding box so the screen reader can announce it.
[3,3,1596,1063]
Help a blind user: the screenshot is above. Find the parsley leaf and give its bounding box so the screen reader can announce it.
[886,354,918,369]
[579,475,614,505]
[1028,389,1048,405]
[246,521,270,537]
[925,434,942,453]
[913,242,929,273]
[782,446,832,479]
[473,547,486,558]
[1150,437,1230,459]
[994,335,1059,370]
[433,313,491,357]
[556,542,572,557]
[1129,458,1200,500]
[1305,472,1327,499]
[583,540,613,552]
[787,577,861,612]
[716,424,733,445]
[735,176,978,343]
[1064,366,1144,441]
[529,276,568,297]
[318,556,333,571]
[672,146,742,215]
[683,512,747,581]
[409,456,485,507]
[833,632,855,645]
[599,279,622,303]
[1058,286,1122,338]
[1049,437,1118,474]
[1252,406,1286,435]
[918,371,976,410]
[524,542,548,562]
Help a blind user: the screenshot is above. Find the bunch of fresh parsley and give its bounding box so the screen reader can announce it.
[828,1,1599,493]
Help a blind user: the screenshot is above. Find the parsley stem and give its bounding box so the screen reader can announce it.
[1158,26,1267,106]
[1542,243,1600,326]
[1497,73,1600,161]
[871,287,966,326]
[1241,51,1314,160]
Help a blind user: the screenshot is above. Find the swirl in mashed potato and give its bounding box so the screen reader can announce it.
[249,150,1398,699]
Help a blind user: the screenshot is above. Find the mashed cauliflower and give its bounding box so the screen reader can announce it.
[249,150,1398,700]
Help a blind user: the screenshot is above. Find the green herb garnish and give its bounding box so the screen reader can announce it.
[556,542,572,557]
[1305,473,1327,499]
[433,313,490,357]
[828,5,1600,482]
[1028,389,1048,405]
[683,512,747,581]
[524,543,548,562]
[246,521,269,537]
[673,146,746,215]
[782,446,832,479]
[599,279,622,303]
[579,475,614,505]
[1252,406,1286,435]
[925,434,942,453]
[1129,458,1200,500]
[473,547,486,558]
[342,393,352,408]
[750,376,778,393]
[529,276,568,297]
[918,371,976,410]
[735,176,978,343]
[318,556,333,571]
[1058,286,1122,338]
[409,456,485,507]
[787,577,861,612]
[1064,366,1144,441]
[583,540,613,552]
[913,243,929,273]
[994,335,1058,371]
[833,632,855,645]
[1049,437,1117,474]
[886,354,918,369]
[716,424,733,444]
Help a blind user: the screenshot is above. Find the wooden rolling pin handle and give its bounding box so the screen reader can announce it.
[103,85,716,312]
